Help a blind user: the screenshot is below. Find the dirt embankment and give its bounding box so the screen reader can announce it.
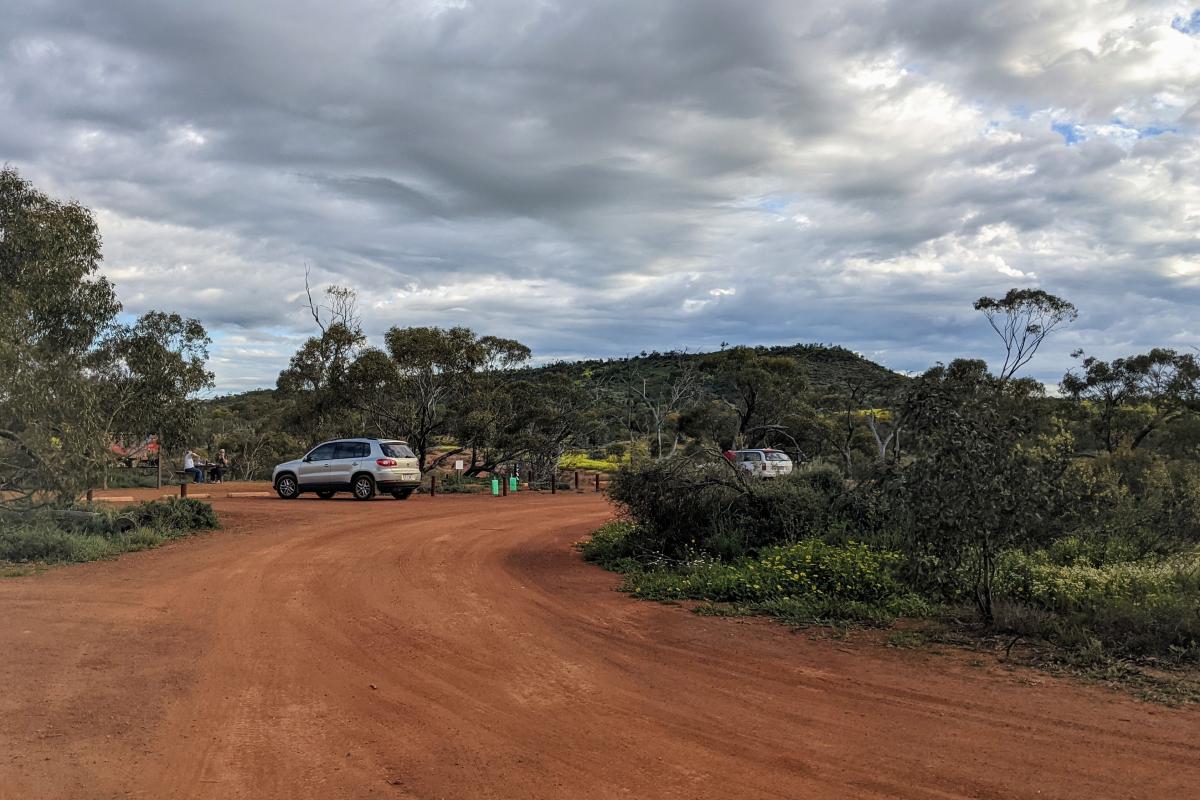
[0,491,1196,799]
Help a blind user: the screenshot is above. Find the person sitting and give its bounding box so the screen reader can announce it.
[183,448,205,484]
[210,449,228,483]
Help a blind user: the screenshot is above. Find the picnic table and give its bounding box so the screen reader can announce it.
[175,461,218,483]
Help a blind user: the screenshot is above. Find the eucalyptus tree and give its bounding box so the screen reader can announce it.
[1,167,212,505]
[347,326,530,470]
[974,288,1077,382]
[1062,348,1200,452]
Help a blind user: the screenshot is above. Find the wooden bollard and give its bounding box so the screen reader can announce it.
[550,471,556,494]
[574,471,580,492]
[86,488,94,503]
[502,475,509,496]
[430,474,436,497]
[180,481,188,498]
[595,473,601,492]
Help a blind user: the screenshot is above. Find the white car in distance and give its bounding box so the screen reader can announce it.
[733,449,794,478]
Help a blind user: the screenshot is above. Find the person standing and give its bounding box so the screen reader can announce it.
[183,448,205,484]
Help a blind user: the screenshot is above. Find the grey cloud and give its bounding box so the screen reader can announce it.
[1,0,1198,390]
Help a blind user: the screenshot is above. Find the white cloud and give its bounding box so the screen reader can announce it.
[1,0,1197,390]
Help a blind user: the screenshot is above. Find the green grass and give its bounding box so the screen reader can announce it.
[559,453,625,473]
[434,475,491,493]
[994,548,1200,663]
[0,498,220,567]
[578,522,930,626]
[101,469,162,489]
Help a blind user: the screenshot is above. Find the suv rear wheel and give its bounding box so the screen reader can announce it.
[275,474,299,499]
[352,474,376,501]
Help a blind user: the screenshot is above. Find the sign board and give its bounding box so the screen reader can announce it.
[454,460,464,471]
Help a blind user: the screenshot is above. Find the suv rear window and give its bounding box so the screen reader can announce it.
[333,441,371,460]
[765,452,791,461]
[381,442,415,459]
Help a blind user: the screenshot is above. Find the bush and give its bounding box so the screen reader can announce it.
[560,453,622,473]
[1056,455,1200,560]
[608,458,867,560]
[577,521,642,569]
[118,498,219,534]
[580,523,928,625]
[997,549,1200,610]
[625,540,913,605]
[995,549,1200,661]
[436,475,488,494]
[0,498,219,566]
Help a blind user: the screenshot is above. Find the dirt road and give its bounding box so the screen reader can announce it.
[0,490,1196,799]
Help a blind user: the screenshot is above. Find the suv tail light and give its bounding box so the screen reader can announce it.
[376,458,397,467]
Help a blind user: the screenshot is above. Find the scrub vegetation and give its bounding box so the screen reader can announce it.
[0,498,219,566]
[580,291,1200,699]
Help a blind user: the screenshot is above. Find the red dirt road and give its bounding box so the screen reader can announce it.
[0,490,1197,800]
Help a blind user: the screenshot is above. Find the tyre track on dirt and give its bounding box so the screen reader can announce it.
[0,490,1197,799]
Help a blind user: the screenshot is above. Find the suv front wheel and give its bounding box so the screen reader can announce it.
[352,474,376,501]
[275,474,299,499]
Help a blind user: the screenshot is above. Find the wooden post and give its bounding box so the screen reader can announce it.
[550,470,556,494]
[595,473,601,492]
[430,474,437,498]
[574,471,580,492]
[502,473,508,496]
[86,488,94,503]
[180,481,188,498]
[156,431,163,490]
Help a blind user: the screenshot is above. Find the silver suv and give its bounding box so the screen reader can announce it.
[272,438,421,501]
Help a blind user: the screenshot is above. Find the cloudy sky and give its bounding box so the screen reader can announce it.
[3,1,1199,392]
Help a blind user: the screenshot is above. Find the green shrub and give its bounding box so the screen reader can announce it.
[585,535,931,626]
[607,459,869,560]
[0,498,218,566]
[119,498,220,533]
[996,549,1200,660]
[793,464,845,495]
[1056,455,1200,559]
[996,549,1200,610]
[436,475,489,494]
[576,521,643,569]
[0,523,106,563]
[624,540,908,603]
[560,450,627,473]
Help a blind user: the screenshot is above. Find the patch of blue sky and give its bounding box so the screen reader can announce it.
[1172,10,1200,35]
[1136,124,1176,138]
[1052,122,1083,144]
[1111,117,1176,138]
[1051,119,1174,145]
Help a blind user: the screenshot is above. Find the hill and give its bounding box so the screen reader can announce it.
[529,343,905,397]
